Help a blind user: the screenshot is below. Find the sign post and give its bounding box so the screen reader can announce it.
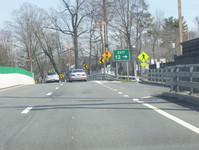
[113,49,130,80]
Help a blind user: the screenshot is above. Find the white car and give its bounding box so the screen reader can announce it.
[66,69,87,82]
[45,72,60,83]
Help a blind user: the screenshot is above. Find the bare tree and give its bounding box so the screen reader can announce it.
[110,0,152,75]
[33,28,62,74]
[9,3,64,78]
[50,0,89,69]
[195,16,199,33]
[161,17,187,61]
[10,3,39,72]
[147,10,164,60]
[0,30,15,66]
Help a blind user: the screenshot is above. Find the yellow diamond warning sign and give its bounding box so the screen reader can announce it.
[102,50,112,60]
[138,51,149,62]
[99,57,104,64]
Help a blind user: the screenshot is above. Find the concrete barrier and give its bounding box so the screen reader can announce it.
[0,66,35,89]
[163,92,199,106]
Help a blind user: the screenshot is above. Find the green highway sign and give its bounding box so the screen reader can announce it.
[113,49,130,61]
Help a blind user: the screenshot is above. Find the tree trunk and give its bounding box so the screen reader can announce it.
[73,32,79,69]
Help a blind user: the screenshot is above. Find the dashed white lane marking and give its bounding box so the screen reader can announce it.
[118,92,123,94]
[133,98,140,102]
[46,93,52,96]
[123,95,129,97]
[141,96,152,99]
[93,80,199,134]
[60,84,63,86]
[94,81,103,84]
[55,87,59,90]
[89,80,199,134]
[134,98,199,135]
[21,106,34,114]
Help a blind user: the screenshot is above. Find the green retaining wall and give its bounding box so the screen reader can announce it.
[0,66,34,78]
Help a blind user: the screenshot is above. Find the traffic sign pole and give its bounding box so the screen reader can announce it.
[113,49,130,80]
[126,61,129,81]
[116,62,118,76]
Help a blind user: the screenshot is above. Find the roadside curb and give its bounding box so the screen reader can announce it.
[139,80,170,87]
[163,92,199,106]
[0,85,26,92]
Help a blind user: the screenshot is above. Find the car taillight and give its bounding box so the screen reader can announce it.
[70,75,75,76]
[82,74,86,76]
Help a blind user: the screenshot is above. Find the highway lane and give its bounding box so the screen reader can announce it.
[0,81,199,150]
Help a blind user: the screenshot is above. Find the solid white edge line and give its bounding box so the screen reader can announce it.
[21,106,33,114]
[141,102,199,134]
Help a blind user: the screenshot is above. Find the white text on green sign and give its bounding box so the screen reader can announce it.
[113,49,130,61]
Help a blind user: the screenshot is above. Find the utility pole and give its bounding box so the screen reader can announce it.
[66,43,71,70]
[103,0,108,50]
[103,0,108,74]
[178,0,183,55]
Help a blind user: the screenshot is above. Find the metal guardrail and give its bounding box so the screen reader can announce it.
[142,64,199,95]
[88,74,117,81]
[88,73,135,81]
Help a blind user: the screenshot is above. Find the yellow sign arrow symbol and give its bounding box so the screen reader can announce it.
[99,57,104,64]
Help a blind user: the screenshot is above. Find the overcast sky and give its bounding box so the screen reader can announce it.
[0,0,198,30]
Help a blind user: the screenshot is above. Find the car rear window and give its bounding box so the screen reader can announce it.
[72,69,85,73]
[47,72,57,75]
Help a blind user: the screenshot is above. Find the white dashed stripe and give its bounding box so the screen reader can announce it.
[21,106,34,114]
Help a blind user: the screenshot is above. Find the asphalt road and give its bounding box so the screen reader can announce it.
[0,81,199,150]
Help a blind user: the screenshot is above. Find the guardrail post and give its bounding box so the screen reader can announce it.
[170,67,175,92]
[176,66,180,92]
[190,66,194,94]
